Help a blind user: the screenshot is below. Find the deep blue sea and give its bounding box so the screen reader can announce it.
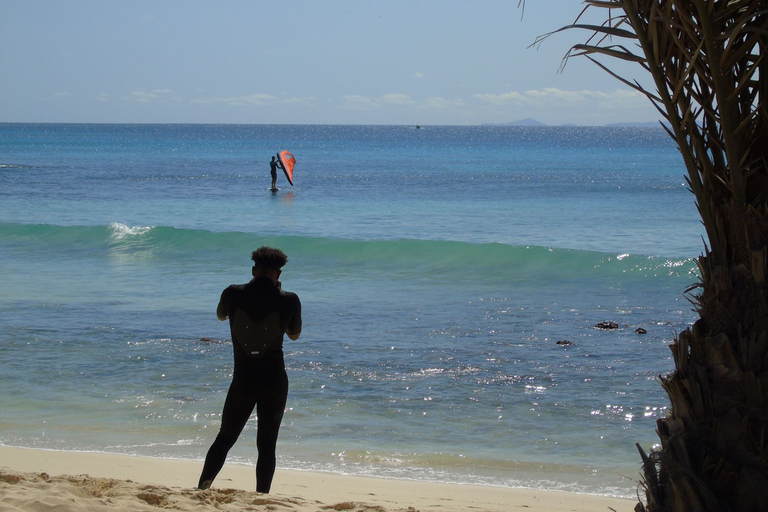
[0,123,703,497]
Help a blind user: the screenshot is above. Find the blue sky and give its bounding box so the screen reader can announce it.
[1,1,660,125]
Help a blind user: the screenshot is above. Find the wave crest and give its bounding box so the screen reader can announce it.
[109,222,153,239]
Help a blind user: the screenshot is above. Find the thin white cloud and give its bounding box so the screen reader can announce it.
[190,92,315,108]
[474,87,645,108]
[237,94,277,106]
[524,88,601,105]
[97,93,109,102]
[125,89,176,103]
[127,91,159,102]
[340,94,465,112]
[473,91,524,105]
[414,72,425,78]
[382,93,415,105]
[281,96,316,105]
[192,93,277,106]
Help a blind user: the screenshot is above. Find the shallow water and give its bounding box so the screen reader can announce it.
[0,123,702,496]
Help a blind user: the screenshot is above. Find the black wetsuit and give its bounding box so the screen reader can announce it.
[199,276,302,493]
[270,160,278,181]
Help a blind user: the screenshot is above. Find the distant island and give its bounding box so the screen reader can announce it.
[482,118,664,128]
[483,118,547,127]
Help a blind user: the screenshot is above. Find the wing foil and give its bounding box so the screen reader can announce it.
[277,150,296,186]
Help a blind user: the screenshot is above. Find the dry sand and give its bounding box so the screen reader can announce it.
[0,446,636,511]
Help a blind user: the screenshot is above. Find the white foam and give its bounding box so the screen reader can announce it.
[109,222,153,239]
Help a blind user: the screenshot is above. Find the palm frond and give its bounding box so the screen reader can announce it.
[534,2,768,509]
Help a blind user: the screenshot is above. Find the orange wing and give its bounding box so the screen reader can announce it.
[277,150,296,186]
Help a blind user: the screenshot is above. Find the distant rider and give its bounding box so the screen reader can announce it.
[269,156,279,190]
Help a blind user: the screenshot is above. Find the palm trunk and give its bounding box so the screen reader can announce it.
[537,1,768,509]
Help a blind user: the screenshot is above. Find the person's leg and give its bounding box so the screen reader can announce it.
[254,401,285,493]
[198,380,257,489]
[254,373,288,493]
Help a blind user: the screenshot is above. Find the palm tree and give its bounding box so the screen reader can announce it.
[534,1,768,510]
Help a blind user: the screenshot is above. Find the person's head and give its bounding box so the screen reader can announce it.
[271,156,275,161]
[251,246,288,281]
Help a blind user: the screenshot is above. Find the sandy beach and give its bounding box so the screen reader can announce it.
[0,446,635,512]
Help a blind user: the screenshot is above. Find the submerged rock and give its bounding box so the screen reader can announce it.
[595,321,619,330]
[635,327,647,334]
[556,340,573,346]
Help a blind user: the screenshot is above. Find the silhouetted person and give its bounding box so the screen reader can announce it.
[198,246,302,493]
[269,156,280,190]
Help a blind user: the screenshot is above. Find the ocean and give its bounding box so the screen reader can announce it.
[0,123,702,498]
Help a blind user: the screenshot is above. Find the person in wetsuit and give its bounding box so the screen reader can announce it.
[269,156,279,190]
[198,246,302,493]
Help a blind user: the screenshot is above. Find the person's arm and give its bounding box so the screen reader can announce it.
[216,289,229,321]
[286,295,302,340]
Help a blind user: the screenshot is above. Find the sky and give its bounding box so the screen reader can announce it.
[0,1,662,126]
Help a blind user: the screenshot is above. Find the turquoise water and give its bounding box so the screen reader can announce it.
[0,123,701,497]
